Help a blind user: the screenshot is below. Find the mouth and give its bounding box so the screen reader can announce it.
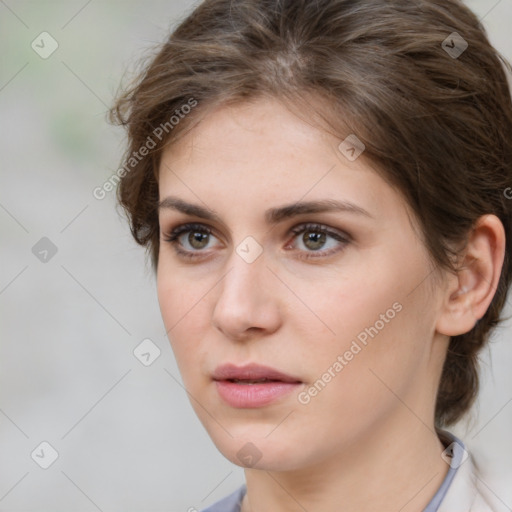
[212,363,303,408]
[212,362,302,383]
[225,378,288,384]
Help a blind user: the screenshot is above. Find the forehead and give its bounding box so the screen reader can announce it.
[161,97,331,168]
[157,97,408,227]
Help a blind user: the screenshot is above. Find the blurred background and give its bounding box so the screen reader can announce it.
[1,1,511,511]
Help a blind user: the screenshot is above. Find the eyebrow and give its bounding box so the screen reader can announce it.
[157,196,373,224]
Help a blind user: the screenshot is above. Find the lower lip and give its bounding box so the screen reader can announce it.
[214,380,302,408]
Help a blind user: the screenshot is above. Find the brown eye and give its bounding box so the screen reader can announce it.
[287,223,351,260]
[188,230,210,249]
[302,231,327,251]
[163,222,219,258]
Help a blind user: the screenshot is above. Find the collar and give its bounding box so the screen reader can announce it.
[436,431,510,512]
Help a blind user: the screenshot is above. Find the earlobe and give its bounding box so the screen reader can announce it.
[435,214,506,338]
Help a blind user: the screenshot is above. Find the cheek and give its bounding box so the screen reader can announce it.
[157,259,211,329]
[157,268,209,382]
[287,264,404,355]
[294,304,426,441]
[293,255,431,394]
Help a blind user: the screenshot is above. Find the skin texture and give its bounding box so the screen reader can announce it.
[156,96,505,512]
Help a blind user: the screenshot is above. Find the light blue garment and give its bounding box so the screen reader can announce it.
[200,484,246,512]
[199,431,465,512]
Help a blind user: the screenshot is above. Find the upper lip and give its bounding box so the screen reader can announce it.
[212,363,302,383]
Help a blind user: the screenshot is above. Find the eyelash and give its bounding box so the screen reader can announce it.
[162,222,351,261]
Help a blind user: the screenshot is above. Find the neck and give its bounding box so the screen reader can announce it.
[241,414,449,512]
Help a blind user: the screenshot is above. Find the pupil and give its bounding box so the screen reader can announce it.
[304,231,325,250]
[189,231,208,249]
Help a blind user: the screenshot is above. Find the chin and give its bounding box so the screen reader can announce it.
[207,429,309,471]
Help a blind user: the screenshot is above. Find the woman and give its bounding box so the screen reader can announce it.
[109,0,512,510]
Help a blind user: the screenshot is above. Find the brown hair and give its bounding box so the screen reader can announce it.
[108,0,512,427]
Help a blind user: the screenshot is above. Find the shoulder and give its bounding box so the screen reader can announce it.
[199,484,246,512]
[437,433,510,512]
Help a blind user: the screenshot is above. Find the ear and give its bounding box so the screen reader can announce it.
[436,214,506,337]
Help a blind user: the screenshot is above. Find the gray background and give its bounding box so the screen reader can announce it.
[1,1,511,511]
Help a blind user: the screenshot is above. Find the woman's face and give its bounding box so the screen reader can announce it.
[156,96,448,471]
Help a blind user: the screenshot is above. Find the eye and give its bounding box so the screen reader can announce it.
[285,223,350,259]
[162,222,220,259]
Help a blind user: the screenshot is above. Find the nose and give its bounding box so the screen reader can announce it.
[211,248,282,341]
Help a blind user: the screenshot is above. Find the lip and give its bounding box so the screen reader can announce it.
[212,363,302,383]
[212,363,303,408]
